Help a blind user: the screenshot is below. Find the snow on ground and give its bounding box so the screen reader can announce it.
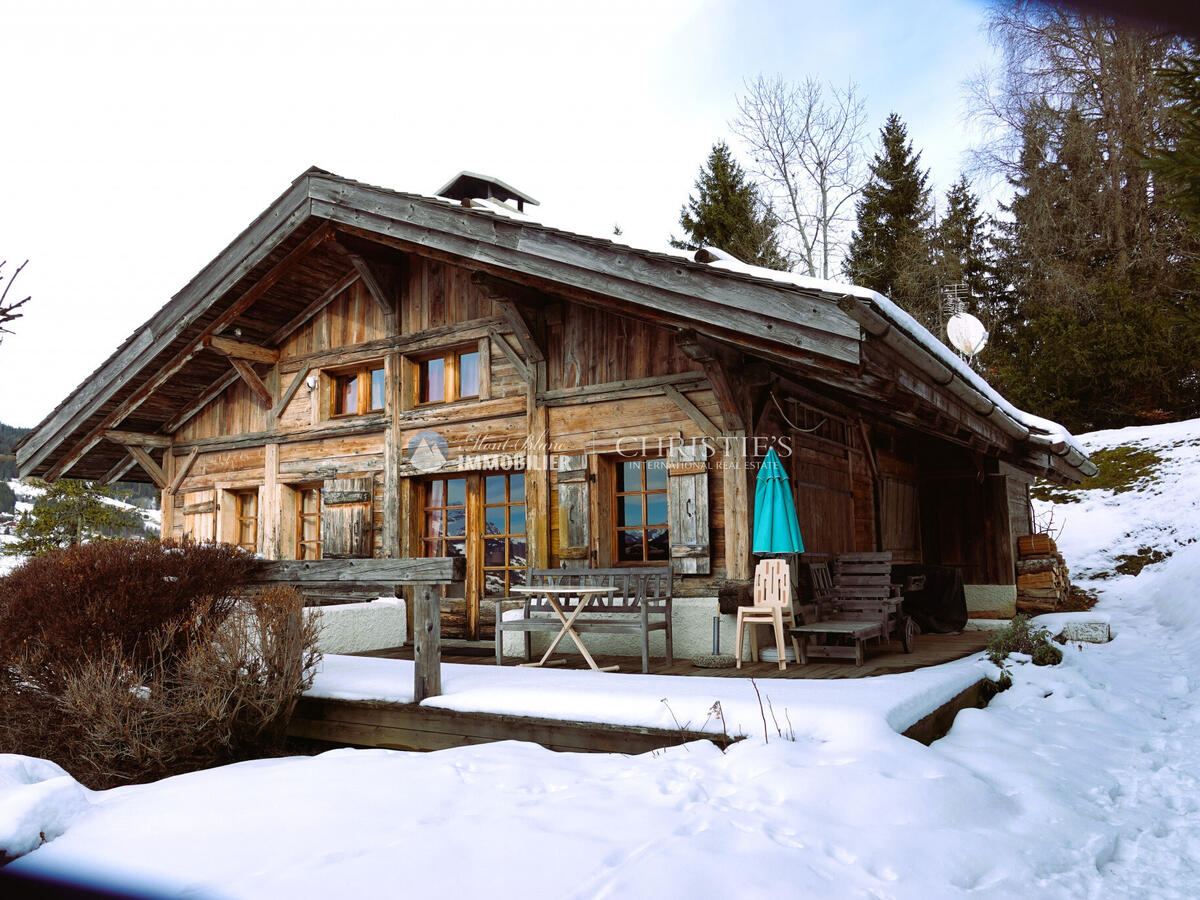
[6,419,1200,898]
[309,652,990,739]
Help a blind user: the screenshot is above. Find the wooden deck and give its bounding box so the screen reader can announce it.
[357,631,990,679]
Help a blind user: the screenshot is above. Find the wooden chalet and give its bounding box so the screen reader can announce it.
[15,167,1094,642]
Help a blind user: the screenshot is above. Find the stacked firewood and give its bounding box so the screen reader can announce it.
[1016,534,1070,613]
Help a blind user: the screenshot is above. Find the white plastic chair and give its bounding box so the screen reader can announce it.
[735,559,796,671]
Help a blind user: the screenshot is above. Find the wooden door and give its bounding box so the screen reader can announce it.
[419,472,527,640]
[789,436,855,557]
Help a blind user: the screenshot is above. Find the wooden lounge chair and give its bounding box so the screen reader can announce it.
[789,552,915,666]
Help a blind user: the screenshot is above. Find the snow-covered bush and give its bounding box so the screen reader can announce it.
[985,615,1064,667]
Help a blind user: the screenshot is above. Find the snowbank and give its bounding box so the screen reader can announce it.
[0,756,91,860]
[7,419,1200,897]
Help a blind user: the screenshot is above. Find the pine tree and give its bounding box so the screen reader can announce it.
[843,114,937,329]
[671,141,789,270]
[3,479,150,557]
[934,175,994,325]
[1146,50,1200,233]
[989,106,1200,431]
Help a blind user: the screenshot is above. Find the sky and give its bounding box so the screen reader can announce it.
[0,0,999,429]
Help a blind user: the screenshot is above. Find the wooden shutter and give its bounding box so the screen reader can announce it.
[180,489,216,542]
[668,444,710,575]
[321,477,374,558]
[556,454,590,567]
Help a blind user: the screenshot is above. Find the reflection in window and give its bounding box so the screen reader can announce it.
[482,473,526,596]
[235,490,258,554]
[614,458,669,563]
[417,348,481,405]
[332,364,385,416]
[421,476,467,559]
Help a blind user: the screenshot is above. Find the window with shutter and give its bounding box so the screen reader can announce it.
[667,444,711,575]
[320,477,374,558]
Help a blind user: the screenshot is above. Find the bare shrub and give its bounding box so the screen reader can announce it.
[0,538,260,691]
[0,586,320,789]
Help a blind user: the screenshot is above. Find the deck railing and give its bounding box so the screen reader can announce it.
[252,557,467,701]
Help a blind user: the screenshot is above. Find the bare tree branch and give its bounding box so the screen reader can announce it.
[0,259,31,343]
[732,75,869,279]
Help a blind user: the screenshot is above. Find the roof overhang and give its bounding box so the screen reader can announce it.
[16,167,1092,486]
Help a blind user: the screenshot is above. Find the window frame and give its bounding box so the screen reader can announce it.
[296,484,323,560]
[610,455,670,566]
[329,362,386,418]
[234,489,259,554]
[414,347,481,407]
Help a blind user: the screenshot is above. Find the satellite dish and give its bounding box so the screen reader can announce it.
[946,312,989,358]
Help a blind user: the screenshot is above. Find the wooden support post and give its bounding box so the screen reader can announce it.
[527,369,551,570]
[160,451,176,540]
[413,583,442,702]
[487,328,532,385]
[722,432,750,580]
[262,443,280,559]
[380,352,402,558]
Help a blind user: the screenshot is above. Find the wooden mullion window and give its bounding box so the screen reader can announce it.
[613,457,669,564]
[297,485,322,559]
[331,363,385,417]
[416,347,481,406]
[235,490,258,553]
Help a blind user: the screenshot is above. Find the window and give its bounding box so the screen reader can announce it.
[297,485,322,559]
[416,349,480,405]
[421,477,467,558]
[331,364,385,417]
[614,458,669,563]
[483,473,527,596]
[235,490,258,553]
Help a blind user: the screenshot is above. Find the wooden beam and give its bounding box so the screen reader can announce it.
[103,430,173,448]
[251,556,466,586]
[676,330,747,434]
[99,453,136,486]
[496,300,545,363]
[203,335,280,364]
[348,253,401,320]
[307,179,858,359]
[662,384,722,441]
[273,367,310,419]
[267,269,360,346]
[487,328,532,384]
[42,222,333,481]
[126,445,167,489]
[229,358,273,408]
[166,446,199,495]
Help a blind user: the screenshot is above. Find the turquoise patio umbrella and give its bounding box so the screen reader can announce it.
[752,447,805,554]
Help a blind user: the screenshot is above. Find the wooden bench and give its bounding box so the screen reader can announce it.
[789,553,914,666]
[493,567,673,674]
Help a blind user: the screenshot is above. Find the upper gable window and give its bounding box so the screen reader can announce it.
[417,349,480,405]
[332,364,385,417]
